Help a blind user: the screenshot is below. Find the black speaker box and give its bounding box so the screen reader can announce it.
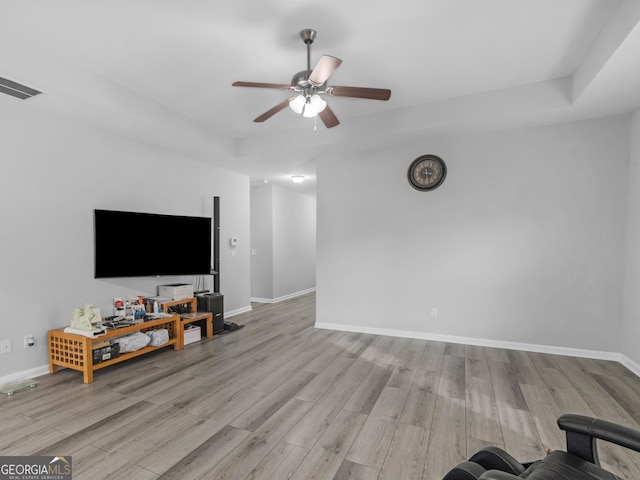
[197,293,224,334]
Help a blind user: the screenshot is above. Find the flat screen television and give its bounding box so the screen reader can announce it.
[94,209,212,278]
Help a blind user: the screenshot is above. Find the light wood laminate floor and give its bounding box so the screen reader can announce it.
[2,292,640,479]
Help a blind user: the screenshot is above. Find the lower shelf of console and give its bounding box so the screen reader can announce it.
[48,314,182,384]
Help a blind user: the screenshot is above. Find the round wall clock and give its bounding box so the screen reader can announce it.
[407,154,447,191]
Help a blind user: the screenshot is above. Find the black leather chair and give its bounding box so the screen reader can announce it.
[442,414,640,479]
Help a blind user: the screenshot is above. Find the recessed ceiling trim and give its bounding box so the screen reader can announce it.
[0,76,43,100]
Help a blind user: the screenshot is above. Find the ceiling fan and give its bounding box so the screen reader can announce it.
[232,29,391,129]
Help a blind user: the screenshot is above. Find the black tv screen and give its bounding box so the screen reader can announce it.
[94,209,212,278]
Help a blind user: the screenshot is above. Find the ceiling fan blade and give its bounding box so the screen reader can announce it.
[318,105,340,128]
[308,55,343,86]
[327,85,391,101]
[253,98,293,123]
[233,81,295,91]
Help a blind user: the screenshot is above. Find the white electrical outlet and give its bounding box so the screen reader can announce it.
[0,339,12,354]
[24,335,36,348]
[430,307,438,318]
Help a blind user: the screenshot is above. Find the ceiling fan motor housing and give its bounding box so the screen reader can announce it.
[291,70,326,92]
[291,70,312,88]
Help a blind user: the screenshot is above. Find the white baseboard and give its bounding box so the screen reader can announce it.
[0,365,50,388]
[251,287,316,304]
[619,354,640,377]
[314,322,640,376]
[225,305,253,318]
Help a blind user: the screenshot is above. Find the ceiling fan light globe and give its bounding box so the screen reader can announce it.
[302,104,317,118]
[289,95,305,114]
[310,94,327,113]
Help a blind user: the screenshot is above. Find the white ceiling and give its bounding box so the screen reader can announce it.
[1,0,639,195]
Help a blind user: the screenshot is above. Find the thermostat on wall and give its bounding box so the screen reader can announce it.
[229,237,239,247]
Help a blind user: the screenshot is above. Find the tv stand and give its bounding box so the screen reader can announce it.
[48,314,181,384]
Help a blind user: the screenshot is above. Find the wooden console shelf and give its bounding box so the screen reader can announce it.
[160,297,213,341]
[48,314,181,384]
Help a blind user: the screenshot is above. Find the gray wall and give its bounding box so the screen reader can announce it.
[316,115,631,355]
[272,185,316,299]
[4,98,638,381]
[623,110,640,365]
[250,184,274,299]
[0,101,251,379]
[250,183,316,301]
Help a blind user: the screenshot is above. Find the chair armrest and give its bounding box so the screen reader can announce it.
[558,414,640,464]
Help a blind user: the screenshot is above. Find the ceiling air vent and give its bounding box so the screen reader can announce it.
[0,76,43,100]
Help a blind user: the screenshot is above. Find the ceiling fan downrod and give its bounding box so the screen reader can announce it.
[300,29,317,71]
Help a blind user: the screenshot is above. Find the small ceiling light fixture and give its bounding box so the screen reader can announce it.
[291,175,305,183]
[289,93,327,118]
